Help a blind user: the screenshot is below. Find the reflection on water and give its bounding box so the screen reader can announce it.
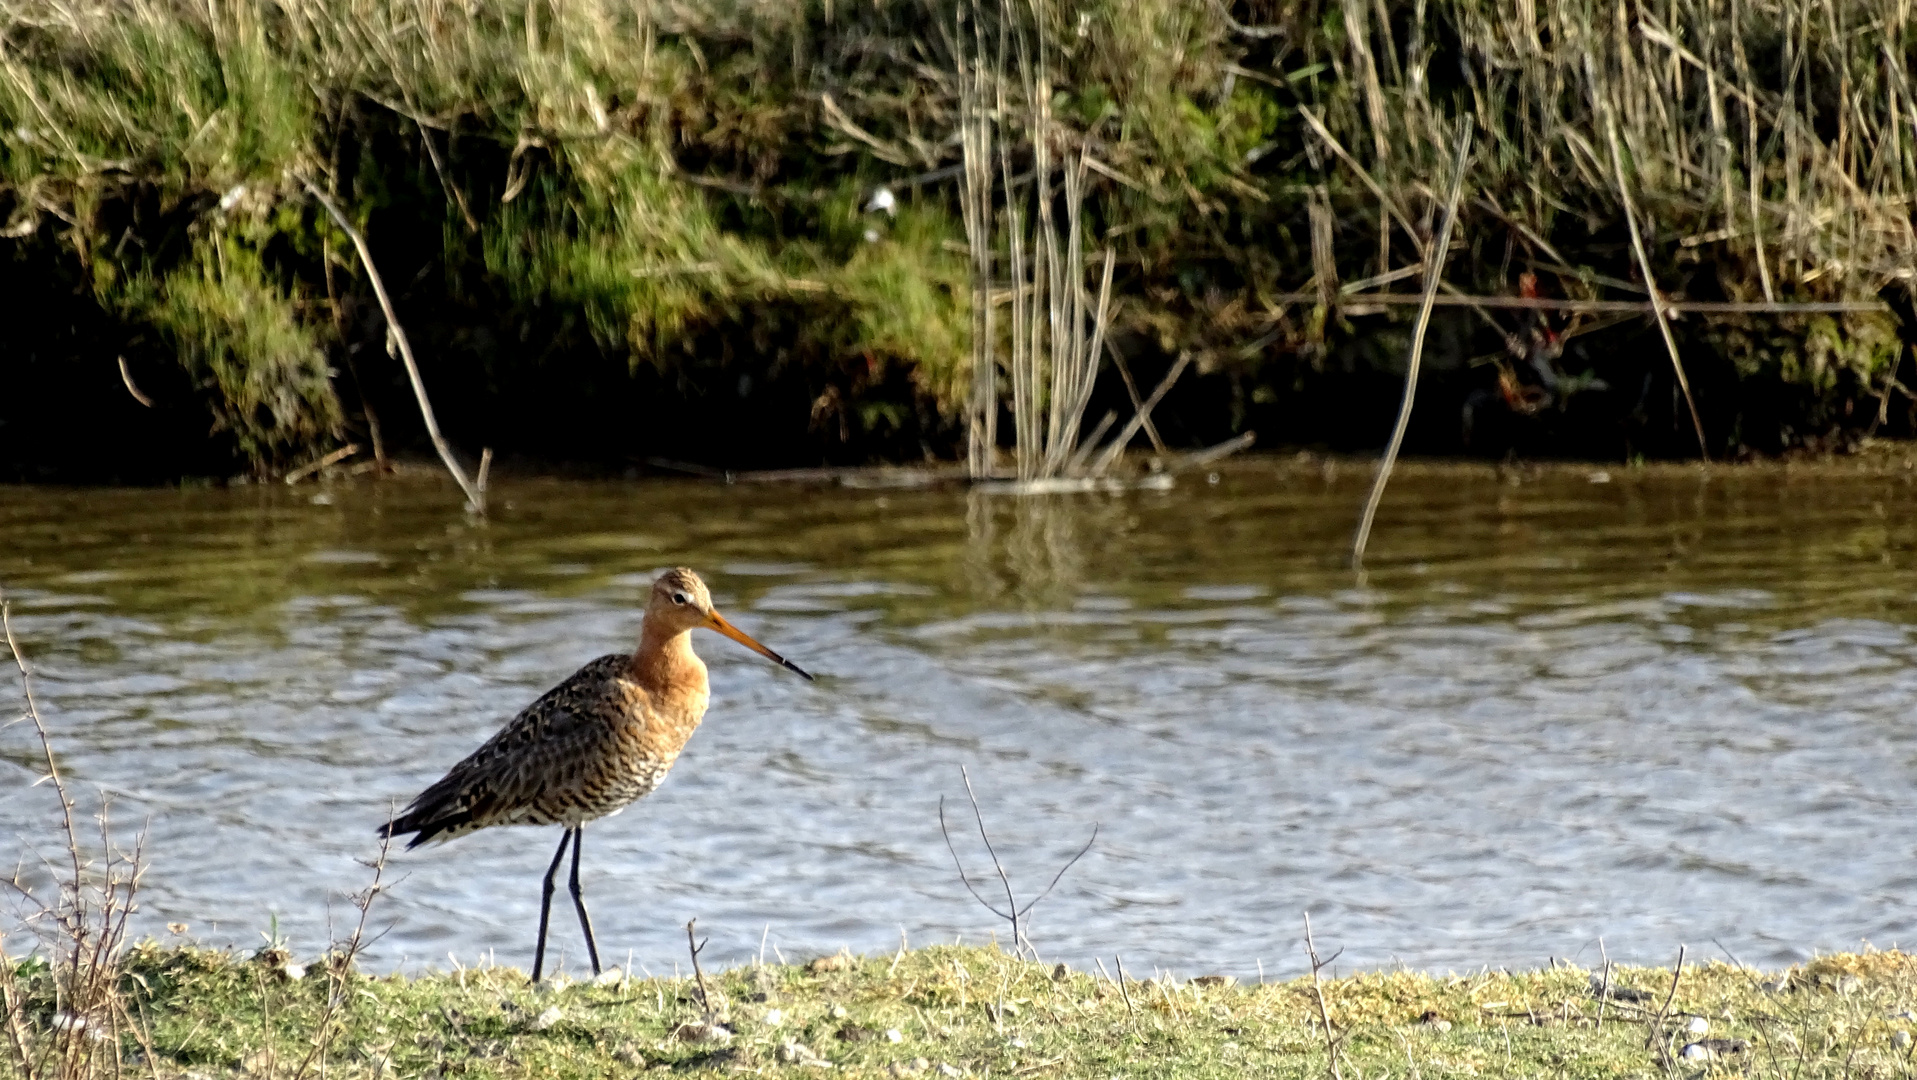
[5,459,1917,977]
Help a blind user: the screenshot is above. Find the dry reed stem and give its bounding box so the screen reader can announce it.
[299,175,489,512]
[288,821,393,1080]
[1304,912,1345,1080]
[1605,111,1709,461]
[2,596,149,1080]
[1087,351,1191,476]
[685,920,715,1025]
[1352,115,1473,573]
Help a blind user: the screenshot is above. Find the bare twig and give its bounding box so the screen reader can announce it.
[938,766,1097,958]
[1112,955,1137,1020]
[960,766,1021,946]
[1087,351,1192,475]
[116,356,155,407]
[290,817,394,1080]
[284,444,360,485]
[1644,945,1687,1054]
[1606,112,1709,460]
[1304,912,1345,1080]
[686,920,716,1024]
[1596,938,1612,1030]
[416,119,479,233]
[1353,115,1473,572]
[298,174,490,513]
[3,596,150,1079]
[1104,339,1168,454]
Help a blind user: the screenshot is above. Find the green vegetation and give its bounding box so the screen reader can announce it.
[8,942,1917,1077]
[1,0,1914,474]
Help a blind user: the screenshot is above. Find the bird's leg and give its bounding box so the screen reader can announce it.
[532,828,574,983]
[568,824,603,976]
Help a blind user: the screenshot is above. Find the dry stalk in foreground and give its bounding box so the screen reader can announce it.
[938,765,1096,960]
[287,820,394,1080]
[1303,912,1348,1080]
[1,597,151,1080]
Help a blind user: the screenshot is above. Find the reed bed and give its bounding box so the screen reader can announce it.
[0,0,1911,470]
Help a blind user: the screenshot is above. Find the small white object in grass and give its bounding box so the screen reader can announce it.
[763,1008,785,1027]
[1679,1042,1713,1061]
[530,1006,563,1031]
[1207,472,1220,485]
[1687,1016,1710,1035]
[1837,975,1864,995]
[1008,1037,1026,1049]
[1894,1030,1913,1050]
[283,962,307,981]
[594,968,625,987]
[884,1028,903,1043]
[778,1040,830,1066]
[1588,470,1611,483]
[865,188,897,216]
[936,1064,961,1078]
[219,185,246,211]
[676,1021,733,1044]
[864,228,881,244]
[830,1004,849,1019]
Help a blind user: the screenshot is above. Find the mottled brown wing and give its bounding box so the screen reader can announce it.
[380,654,631,846]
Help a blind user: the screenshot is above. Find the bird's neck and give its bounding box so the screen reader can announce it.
[629,622,700,690]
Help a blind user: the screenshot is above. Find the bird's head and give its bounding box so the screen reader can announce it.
[647,567,813,680]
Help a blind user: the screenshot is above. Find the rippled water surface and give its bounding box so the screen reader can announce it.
[5,460,1917,978]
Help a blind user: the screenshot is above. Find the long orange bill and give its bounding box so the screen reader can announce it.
[706,609,814,681]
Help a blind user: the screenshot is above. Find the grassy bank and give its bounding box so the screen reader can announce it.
[2,0,1914,479]
[5,942,1917,1077]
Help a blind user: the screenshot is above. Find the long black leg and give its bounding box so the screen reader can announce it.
[531,828,574,983]
[568,824,603,976]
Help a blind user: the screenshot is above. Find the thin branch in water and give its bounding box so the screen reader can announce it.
[1353,115,1474,573]
[298,174,491,513]
[1606,111,1709,460]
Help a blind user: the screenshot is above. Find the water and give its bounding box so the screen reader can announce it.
[5,458,1917,979]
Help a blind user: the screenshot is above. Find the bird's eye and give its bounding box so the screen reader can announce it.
[672,592,689,606]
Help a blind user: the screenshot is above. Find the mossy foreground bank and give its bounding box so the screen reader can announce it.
[10,944,1917,1078]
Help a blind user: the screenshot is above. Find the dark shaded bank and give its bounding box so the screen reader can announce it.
[3,0,1914,482]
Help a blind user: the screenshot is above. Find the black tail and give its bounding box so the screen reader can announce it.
[377,806,470,849]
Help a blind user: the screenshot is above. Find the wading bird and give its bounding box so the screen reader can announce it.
[379,567,812,982]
